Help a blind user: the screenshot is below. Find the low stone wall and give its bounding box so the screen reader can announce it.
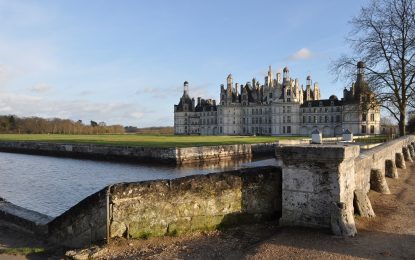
[0,141,276,165]
[48,189,108,248]
[355,135,415,193]
[47,166,282,247]
[0,198,52,236]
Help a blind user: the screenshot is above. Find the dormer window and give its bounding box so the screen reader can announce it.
[331,101,334,106]
[319,101,323,107]
[308,102,311,107]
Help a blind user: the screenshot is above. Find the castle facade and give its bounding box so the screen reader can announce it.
[174,62,380,137]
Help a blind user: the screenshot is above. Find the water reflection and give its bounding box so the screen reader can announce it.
[0,152,277,217]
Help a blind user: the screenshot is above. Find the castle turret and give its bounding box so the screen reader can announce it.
[283,67,290,81]
[313,82,320,100]
[227,74,233,91]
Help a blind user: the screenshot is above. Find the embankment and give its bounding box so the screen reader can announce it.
[0,141,278,165]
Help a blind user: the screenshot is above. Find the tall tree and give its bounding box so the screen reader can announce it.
[332,0,415,136]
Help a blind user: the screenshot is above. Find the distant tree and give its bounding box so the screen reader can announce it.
[90,120,98,127]
[332,0,415,136]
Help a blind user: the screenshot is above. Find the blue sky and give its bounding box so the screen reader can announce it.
[0,0,369,127]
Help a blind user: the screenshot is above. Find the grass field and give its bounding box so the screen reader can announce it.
[0,134,306,148]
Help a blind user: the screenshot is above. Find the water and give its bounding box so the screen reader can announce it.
[0,152,277,217]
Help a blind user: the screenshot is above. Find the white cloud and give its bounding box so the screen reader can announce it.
[287,48,313,61]
[28,83,54,93]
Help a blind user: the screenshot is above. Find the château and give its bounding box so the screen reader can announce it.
[174,62,380,136]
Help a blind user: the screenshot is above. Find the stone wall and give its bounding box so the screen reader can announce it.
[355,135,415,193]
[48,189,107,248]
[0,141,275,165]
[47,166,282,247]
[0,198,52,236]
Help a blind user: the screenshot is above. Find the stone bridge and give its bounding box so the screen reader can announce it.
[1,135,414,247]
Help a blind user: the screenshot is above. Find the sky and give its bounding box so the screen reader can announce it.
[0,0,370,127]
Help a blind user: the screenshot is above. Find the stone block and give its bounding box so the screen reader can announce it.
[353,189,375,217]
[385,159,398,179]
[370,169,390,194]
[395,153,406,169]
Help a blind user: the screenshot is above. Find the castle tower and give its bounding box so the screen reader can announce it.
[227,74,233,90]
[313,82,320,100]
[266,65,273,87]
[283,67,290,82]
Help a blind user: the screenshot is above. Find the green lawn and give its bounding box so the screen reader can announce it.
[0,134,306,148]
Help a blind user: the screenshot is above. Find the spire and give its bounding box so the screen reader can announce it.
[183,81,189,96]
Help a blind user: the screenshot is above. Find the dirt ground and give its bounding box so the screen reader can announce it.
[1,161,415,259]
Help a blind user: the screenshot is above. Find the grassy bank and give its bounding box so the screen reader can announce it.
[0,134,305,148]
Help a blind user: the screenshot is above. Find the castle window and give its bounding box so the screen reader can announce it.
[336,115,341,122]
[308,102,311,107]
[362,114,367,121]
[319,116,323,123]
[370,125,375,134]
[287,106,291,113]
[303,116,306,123]
[370,114,375,121]
[336,107,341,112]
[331,116,334,123]
[361,125,367,134]
[287,126,291,134]
[308,116,311,123]
[325,116,328,123]
[313,116,317,123]
[325,107,328,112]
[283,126,286,133]
[287,116,291,123]
[319,101,323,107]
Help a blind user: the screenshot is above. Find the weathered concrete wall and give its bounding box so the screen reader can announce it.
[0,198,52,236]
[355,135,415,193]
[0,141,275,165]
[48,189,107,248]
[47,166,282,247]
[276,144,360,229]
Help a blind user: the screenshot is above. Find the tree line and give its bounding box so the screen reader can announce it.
[0,115,125,134]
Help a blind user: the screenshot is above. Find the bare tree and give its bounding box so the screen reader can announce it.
[332,0,415,136]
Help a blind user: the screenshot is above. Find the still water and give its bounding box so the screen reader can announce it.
[0,152,277,217]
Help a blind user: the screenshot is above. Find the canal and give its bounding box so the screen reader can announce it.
[0,152,277,217]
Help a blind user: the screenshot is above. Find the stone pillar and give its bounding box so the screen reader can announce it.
[370,169,391,194]
[402,147,413,162]
[395,153,406,169]
[311,129,322,144]
[408,145,415,158]
[385,159,398,179]
[331,202,357,236]
[277,144,359,236]
[353,189,375,218]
